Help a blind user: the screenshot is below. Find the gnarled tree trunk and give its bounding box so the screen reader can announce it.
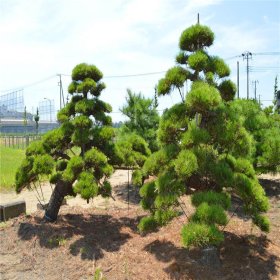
[44,180,73,222]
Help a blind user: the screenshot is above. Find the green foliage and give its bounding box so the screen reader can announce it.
[99,180,112,198]
[181,223,224,248]
[157,103,188,144]
[72,115,93,128]
[157,67,190,96]
[71,63,103,84]
[115,133,151,168]
[188,50,209,72]
[229,99,279,173]
[218,80,236,101]
[74,172,98,199]
[142,144,178,176]
[15,157,35,193]
[63,156,84,182]
[138,216,158,232]
[157,78,171,97]
[257,127,280,172]
[138,23,270,247]
[185,81,222,113]
[25,140,45,156]
[252,214,270,232]
[15,63,116,220]
[233,173,269,213]
[179,24,214,51]
[176,51,188,64]
[154,193,177,208]
[56,160,67,171]
[74,99,95,115]
[234,158,255,179]
[131,169,143,187]
[209,105,255,158]
[139,181,157,210]
[191,202,228,225]
[209,159,234,189]
[120,89,160,152]
[84,148,108,167]
[209,56,230,78]
[154,209,178,225]
[182,119,210,147]
[32,154,54,175]
[191,191,231,210]
[173,150,198,178]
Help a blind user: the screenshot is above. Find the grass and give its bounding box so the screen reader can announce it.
[0,145,25,191]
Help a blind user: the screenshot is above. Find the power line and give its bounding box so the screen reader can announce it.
[224,52,280,61]
[225,55,242,60]
[1,51,279,93]
[104,71,167,79]
[0,75,56,93]
[252,52,280,56]
[61,71,168,79]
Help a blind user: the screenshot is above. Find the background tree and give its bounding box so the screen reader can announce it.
[120,89,160,152]
[34,107,39,135]
[230,99,280,173]
[137,23,270,248]
[15,63,115,222]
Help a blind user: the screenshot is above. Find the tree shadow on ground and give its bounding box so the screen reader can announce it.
[18,213,139,260]
[259,178,280,198]
[113,182,141,205]
[144,232,279,280]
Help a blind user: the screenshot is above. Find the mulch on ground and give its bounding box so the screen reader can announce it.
[0,176,279,280]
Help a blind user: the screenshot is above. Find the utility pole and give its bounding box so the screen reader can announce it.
[242,51,252,99]
[197,13,200,24]
[57,74,65,110]
[259,94,261,105]
[237,61,239,98]
[252,80,259,101]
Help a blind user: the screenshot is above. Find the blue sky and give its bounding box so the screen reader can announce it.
[0,0,279,122]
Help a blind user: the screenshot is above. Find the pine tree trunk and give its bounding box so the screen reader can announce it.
[44,180,73,222]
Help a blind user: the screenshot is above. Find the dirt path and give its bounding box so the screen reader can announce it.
[0,170,133,214]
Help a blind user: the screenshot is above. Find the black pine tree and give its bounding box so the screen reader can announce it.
[137,23,270,247]
[16,63,115,221]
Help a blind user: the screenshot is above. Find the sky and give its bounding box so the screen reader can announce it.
[0,0,279,122]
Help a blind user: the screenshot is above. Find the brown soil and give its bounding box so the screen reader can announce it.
[0,172,279,280]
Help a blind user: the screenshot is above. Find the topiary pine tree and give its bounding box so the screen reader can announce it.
[136,23,270,247]
[15,63,116,222]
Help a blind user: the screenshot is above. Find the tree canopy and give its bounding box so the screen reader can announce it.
[136,23,270,248]
[16,63,116,221]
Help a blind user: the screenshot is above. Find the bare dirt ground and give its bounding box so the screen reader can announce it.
[0,171,279,280]
[0,170,132,213]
